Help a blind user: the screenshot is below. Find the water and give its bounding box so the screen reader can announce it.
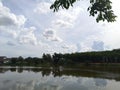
[0,66,120,90]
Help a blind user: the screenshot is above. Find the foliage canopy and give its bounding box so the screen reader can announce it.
[50,0,117,22]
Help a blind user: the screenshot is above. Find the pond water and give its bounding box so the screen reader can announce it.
[0,66,120,90]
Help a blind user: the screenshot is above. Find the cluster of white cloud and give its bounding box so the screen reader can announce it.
[43,28,62,42]
[18,27,38,45]
[0,2,26,27]
[34,2,51,14]
[61,43,77,53]
[79,40,105,52]
[1,0,120,57]
[52,7,83,29]
[76,34,105,52]
[0,0,105,57]
[34,1,83,53]
[0,1,39,47]
[52,19,73,29]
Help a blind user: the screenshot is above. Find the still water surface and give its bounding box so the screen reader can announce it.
[0,66,120,90]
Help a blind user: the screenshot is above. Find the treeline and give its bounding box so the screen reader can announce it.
[3,49,120,66]
[63,49,120,64]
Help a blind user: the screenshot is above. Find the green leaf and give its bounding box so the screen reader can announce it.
[50,0,117,23]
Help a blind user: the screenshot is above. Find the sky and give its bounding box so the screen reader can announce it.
[0,0,120,57]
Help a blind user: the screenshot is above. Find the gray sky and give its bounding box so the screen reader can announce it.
[0,0,120,57]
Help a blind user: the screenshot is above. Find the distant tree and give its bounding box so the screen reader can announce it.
[42,53,53,63]
[50,0,116,22]
[18,56,24,60]
[24,57,33,66]
[17,56,24,65]
[32,57,42,65]
[53,53,62,65]
[10,57,17,65]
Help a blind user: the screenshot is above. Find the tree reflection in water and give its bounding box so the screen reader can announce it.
[0,67,120,90]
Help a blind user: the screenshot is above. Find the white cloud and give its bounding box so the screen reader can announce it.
[56,7,82,22]
[43,28,62,42]
[51,19,73,29]
[0,1,27,40]
[34,2,51,14]
[78,36,98,52]
[1,0,120,57]
[61,44,70,49]
[40,6,83,52]
[102,26,120,49]
[18,27,38,45]
[0,1,39,46]
[43,29,55,38]
[52,7,83,29]
[0,25,39,46]
[80,42,92,52]
[0,2,26,26]
[51,37,63,42]
[61,43,77,53]
[0,26,18,38]
[101,16,120,49]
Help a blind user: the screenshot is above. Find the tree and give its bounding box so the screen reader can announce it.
[53,53,62,65]
[10,57,17,65]
[42,53,53,63]
[50,0,116,22]
[17,56,24,65]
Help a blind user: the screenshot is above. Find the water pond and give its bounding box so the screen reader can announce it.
[0,66,120,90]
